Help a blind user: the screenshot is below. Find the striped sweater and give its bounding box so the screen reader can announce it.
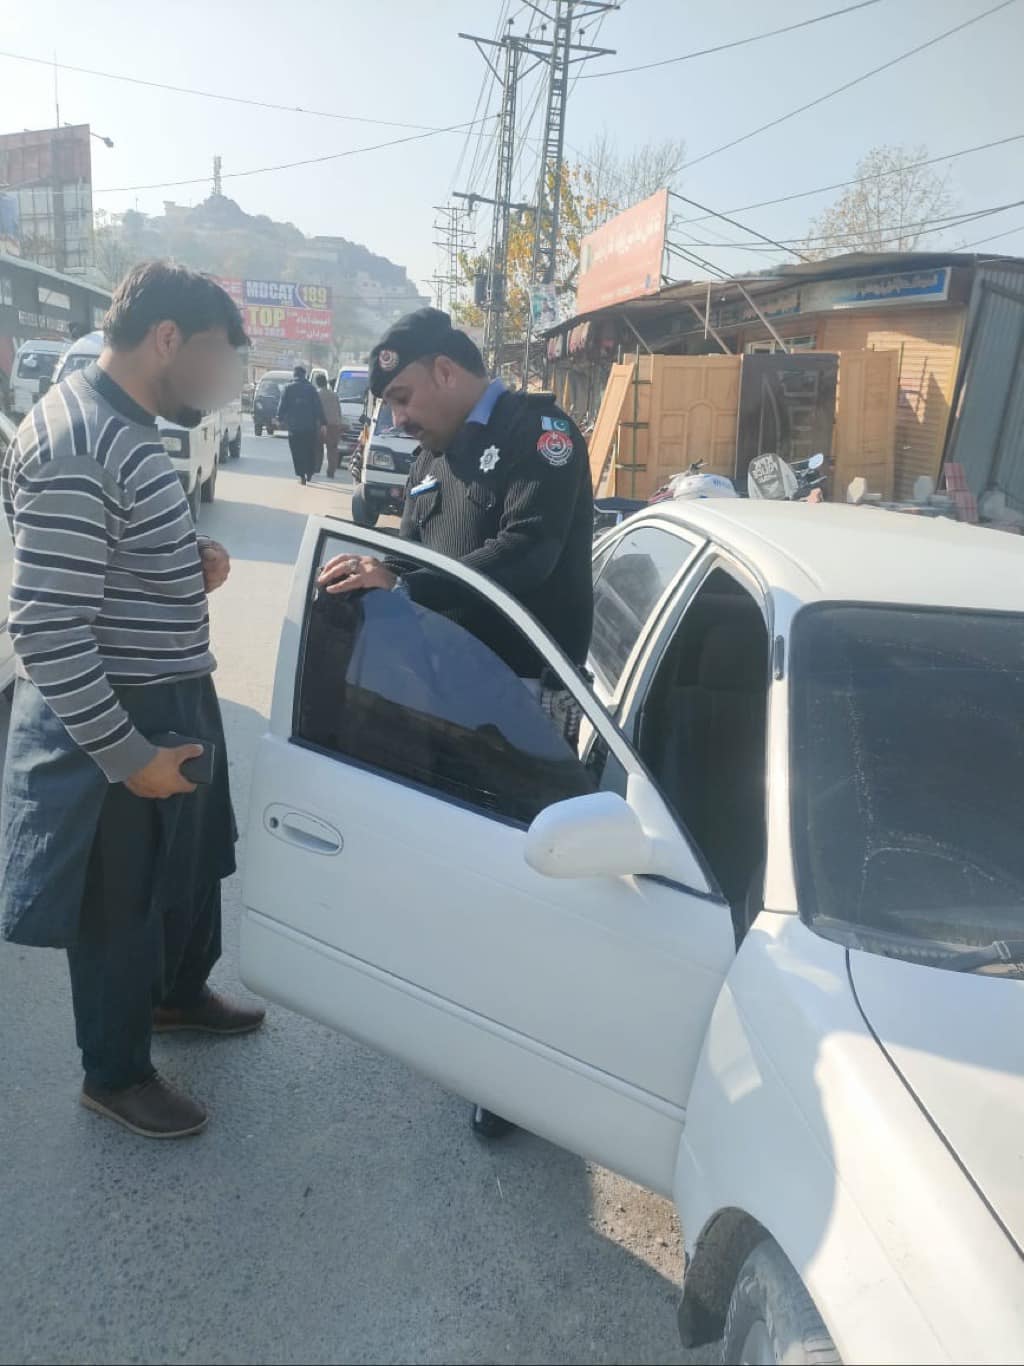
[1,364,214,782]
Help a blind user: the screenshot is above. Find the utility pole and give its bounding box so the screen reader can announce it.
[212,155,223,197]
[432,201,474,318]
[456,8,615,379]
[522,1,617,387]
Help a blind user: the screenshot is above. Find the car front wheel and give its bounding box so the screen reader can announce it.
[201,462,218,504]
[723,1241,839,1365]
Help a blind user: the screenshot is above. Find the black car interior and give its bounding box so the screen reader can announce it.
[636,569,769,941]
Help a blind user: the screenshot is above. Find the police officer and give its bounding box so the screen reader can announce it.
[317,307,595,1140]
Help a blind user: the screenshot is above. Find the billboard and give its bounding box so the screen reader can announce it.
[576,189,668,315]
[216,277,332,344]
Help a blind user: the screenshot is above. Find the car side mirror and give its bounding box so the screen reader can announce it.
[524,791,660,880]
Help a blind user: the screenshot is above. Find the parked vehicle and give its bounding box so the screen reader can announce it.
[747,450,827,501]
[241,498,1024,1365]
[252,371,292,436]
[334,365,370,453]
[10,339,67,417]
[55,331,232,520]
[0,410,17,697]
[349,399,417,527]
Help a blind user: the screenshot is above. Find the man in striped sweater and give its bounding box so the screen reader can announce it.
[0,262,262,1139]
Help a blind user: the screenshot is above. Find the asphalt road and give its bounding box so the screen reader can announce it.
[0,424,694,1366]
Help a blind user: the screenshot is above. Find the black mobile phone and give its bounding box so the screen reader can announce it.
[150,732,216,785]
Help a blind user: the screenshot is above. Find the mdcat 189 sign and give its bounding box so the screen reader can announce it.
[216,277,333,343]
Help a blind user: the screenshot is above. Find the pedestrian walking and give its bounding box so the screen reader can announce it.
[316,372,344,479]
[0,261,263,1140]
[316,307,594,1142]
[277,364,322,484]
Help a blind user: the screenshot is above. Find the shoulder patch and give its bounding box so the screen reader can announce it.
[536,429,574,467]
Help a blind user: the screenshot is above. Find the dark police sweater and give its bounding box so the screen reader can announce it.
[395,390,594,677]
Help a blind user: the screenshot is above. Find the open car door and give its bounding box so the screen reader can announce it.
[240,516,735,1196]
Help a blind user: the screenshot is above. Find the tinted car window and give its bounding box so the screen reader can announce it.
[297,550,596,825]
[590,526,699,690]
[790,605,1024,967]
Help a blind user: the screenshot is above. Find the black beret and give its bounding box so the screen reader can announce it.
[369,307,483,397]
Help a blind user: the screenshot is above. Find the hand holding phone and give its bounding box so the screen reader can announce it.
[149,732,217,786]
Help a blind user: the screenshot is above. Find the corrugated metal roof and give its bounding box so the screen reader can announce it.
[946,264,1024,510]
[549,250,1024,335]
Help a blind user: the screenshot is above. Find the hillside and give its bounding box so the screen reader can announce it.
[93,193,427,359]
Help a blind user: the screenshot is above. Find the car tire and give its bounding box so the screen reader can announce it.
[189,478,202,526]
[230,427,241,459]
[351,489,378,528]
[723,1240,839,1366]
[201,461,218,504]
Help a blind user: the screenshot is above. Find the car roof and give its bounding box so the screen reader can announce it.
[16,338,67,353]
[258,370,292,381]
[63,330,103,357]
[631,497,1024,613]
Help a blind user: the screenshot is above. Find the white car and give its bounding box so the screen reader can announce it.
[350,398,418,526]
[0,411,16,695]
[240,499,1024,1365]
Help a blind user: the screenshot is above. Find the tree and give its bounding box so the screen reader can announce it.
[801,144,956,259]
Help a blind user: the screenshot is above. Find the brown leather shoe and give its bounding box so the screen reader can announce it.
[153,988,266,1036]
[80,1073,207,1139]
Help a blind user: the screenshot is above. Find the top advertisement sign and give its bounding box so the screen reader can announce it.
[575,189,668,315]
[216,277,333,344]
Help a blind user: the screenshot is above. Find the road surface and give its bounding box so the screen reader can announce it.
[0,424,693,1366]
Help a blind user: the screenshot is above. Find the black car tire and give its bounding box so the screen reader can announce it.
[201,461,217,504]
[351,488,378,528]
[723,1241,839,1366]
[189,477,202,525]
[230,427,241,459]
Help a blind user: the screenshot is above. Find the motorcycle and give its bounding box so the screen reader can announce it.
[747,451,827,502]
[649,460,738,504]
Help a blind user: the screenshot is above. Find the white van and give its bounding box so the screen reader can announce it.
[334,365,369,454]
[10,339,68,417]
[350,398,418,527]
[55,331,240,523]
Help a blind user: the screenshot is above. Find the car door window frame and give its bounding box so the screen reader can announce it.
[590,517,706,714]
[277,517,717,898]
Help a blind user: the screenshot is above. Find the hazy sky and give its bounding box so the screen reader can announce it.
[4,0,1024,291]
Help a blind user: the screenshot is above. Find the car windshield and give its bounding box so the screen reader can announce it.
[790,604,1024,969]
[336,374,367,402]
[257,379,283,397]
[18,351,59,379]
[374,403,403,437]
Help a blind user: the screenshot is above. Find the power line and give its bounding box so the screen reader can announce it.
[958,221,1024,251]
[0,48,452,131]
[673,197,1024,250]
[94,116,499,195]
[675,0,1019,175]
[668,190,813,263]
[580,0,882,79]
[673,133,1024,226]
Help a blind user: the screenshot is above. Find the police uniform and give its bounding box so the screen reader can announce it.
[369,309,594,683]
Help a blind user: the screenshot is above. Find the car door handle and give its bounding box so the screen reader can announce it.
[265,805,343,856]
